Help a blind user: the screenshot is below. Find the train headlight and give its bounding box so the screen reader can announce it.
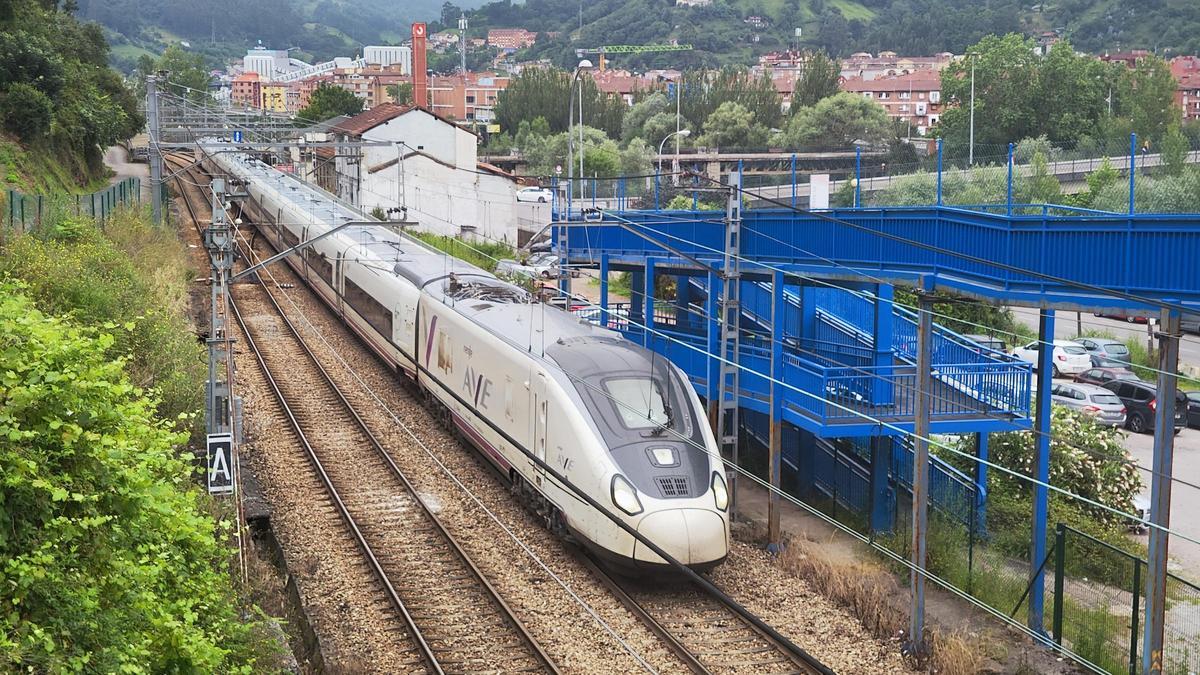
[711,471,729,512]
[610,474,643,516]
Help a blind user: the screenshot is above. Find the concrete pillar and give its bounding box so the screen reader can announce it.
[768,270,785,551]
[1028,309,1055,632]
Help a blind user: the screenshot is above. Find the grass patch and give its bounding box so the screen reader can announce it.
[409,231,516,273]
[0,135,110,194]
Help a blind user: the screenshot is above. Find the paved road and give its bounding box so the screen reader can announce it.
[1123,426,1200,581]
[1009,306,1200,373]
[103,145,150,201]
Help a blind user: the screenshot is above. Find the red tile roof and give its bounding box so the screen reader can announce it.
[841,72,941,93]
[331,102,412,136]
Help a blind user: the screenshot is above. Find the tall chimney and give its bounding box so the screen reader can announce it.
[412,22,428,109]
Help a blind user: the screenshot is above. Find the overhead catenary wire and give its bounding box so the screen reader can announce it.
[445,229,1200,497]
[432,226,1200,540]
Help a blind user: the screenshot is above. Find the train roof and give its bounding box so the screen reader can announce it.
[202,143,626,359]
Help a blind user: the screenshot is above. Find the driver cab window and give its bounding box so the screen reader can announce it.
[604,377,668,429]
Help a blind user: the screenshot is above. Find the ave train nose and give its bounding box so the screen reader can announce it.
[632,508,728,568]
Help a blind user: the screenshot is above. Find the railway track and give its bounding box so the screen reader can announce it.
[576,554,831,675]
[168,153,560,674]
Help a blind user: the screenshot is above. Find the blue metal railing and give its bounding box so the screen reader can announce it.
[888,436,981,528]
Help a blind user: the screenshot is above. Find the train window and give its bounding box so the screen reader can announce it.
[344,277,393,339]
[280,224,300,249]
[604,378,668,429]
[307,250,333,284]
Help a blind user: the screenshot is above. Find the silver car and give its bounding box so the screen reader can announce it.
[1050,381,1127,426]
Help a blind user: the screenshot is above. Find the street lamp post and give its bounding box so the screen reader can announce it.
[658,129,691,177]
[567,59,594,205]
[968,52,979,166]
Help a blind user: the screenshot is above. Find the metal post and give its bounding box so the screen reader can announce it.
[578,83,584,202]
[975,432,989,534]
[1129,132,1137,215]
[790,154,797,209]
[1131,560,1142,675]
[147,74,163,225]
[768,270,785,552]
[205,178,234,437]
[717,171,743,519]
[1006,142,1014,216]
[936,139,943,206]
[642,257,656,348]
[968,56,976,166]
[1052,523,1065,645]
[705,270,721,419]
[1029,309,1055,632]
[1142,308,1180,675]
[599,253,609,323]
[908,286,934,655]
[854,146,862,208]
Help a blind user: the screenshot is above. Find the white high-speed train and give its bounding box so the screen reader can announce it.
[203,146,729,572]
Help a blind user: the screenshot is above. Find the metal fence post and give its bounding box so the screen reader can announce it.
[790,153,797,209]
[854,146,862,208]
[1130,559,1142,675]
[1129,132,1137,215]
[1052,523,1065,645]
[908,285,934,656]
[1006,142,1014,216]
[654,173,660,210]
[936,139,943,206]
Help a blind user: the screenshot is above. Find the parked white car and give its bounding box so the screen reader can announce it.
[496,252,562,279]
[516,186,554,203]
[1049,381,1127,426]
[1010,339,1092,377]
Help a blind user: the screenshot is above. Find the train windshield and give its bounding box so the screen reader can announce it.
[604,377,670,429]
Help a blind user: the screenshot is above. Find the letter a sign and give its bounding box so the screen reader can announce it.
[207,433,235,494]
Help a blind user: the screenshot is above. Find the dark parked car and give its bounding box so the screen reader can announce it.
[1074,367,1141,386]
[1186,391,1200,429]
[1094,311,1150,323]
[1182,313,1200,335]
[1102,380,1186,434]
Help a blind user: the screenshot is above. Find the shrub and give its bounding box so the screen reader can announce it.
[0,82,54,139]
[0,284,268,671]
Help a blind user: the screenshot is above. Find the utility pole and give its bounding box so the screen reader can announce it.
[1143,309,1181,675]
[716,167,743,519]
[147,74,164,224]
[908,285,934,657]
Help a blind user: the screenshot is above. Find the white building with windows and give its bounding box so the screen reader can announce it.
[327,104,521,243]
[364,45,413,73]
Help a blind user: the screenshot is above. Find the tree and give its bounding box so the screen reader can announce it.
[785,92,892,148]
[1016,151,1062,205]
[700,101,767,149]
[298,82,364,122]
[156,45,210,103]
[387,82,413,106]
[1030,41,1113,144]
[1115,54,1179,142]
[495,67,626,138]
[677,67,782,132]
[620,92,669,145]
[791,50,840,110]
[0,81,53,139]
[937,34,1040,147]
[0,29,65,98]
[1160,123,1189,176]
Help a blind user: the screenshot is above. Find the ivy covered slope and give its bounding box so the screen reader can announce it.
[0,285,261,671]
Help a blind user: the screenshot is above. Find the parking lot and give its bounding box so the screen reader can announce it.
[1122,425,1200,579]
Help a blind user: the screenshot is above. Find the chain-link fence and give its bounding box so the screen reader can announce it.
[5,177,143,232]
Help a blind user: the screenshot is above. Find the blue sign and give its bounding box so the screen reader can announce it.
[232,130,243,143]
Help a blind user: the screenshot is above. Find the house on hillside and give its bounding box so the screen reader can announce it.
[326,103,521,243]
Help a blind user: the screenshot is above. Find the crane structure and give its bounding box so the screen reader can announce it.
[574,43,693,71]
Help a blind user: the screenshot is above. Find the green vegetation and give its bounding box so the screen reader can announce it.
[0,207,206,423]
[298,82,365,123]
[784,91,892,148]
[0,283,268,671]
[409,231,516,272]
[0,137,108,194]
[0,1,140,187]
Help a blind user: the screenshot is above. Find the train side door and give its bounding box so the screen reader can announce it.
[531,371,549,487]
[398,298,416,360]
